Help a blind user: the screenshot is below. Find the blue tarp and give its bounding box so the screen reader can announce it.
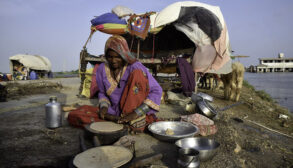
[29,71,38,80]
[91,13,127,26]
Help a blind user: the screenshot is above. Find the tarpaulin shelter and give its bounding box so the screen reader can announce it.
[9,54,52,80]
[79,1,232,93]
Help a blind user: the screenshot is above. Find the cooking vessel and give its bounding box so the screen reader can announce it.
[191,92,213,103]
[175,137,220,162]
[178,148,200,168]
[196,100,243,119]
[84,124,128,145]
[148,121,199,142]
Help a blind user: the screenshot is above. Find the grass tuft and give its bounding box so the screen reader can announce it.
[243,80,255,91]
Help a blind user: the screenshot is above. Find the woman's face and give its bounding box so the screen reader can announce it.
[106,50,124,69]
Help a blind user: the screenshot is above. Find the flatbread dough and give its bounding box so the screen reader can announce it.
[90,122,124,133]
[165,128,174,135]
[73,146,133,168]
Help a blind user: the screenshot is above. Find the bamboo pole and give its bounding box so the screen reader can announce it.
[137,39,140,59]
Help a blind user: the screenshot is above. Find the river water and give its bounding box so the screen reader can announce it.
[244,72,293,113]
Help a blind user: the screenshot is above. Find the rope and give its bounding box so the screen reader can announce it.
[83,31,94,49]
[246,119,293,139]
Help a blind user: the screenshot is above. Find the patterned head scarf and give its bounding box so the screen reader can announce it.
[105,35,136,64]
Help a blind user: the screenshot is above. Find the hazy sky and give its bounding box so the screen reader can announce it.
[0,0,292,73]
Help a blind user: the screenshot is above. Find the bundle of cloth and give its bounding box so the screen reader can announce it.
[90,6,134,35]
[91,12,128,35]
[90,5,156,39]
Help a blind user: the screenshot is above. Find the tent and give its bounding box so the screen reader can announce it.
[86,1,232,74]
[9,54,52,80]
[9,54,51,72]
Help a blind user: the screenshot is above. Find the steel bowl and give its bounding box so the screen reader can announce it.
[148,121,199,142]
[191,92,213,103]
[196,100,217,119]
[178,148,200,168]
[175,137,220,161]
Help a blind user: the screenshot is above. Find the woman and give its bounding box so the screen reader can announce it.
[96,35,162,132]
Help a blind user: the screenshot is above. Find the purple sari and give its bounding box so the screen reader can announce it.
[96,61,162,116]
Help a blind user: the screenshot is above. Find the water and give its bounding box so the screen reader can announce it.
[244,72,293,113]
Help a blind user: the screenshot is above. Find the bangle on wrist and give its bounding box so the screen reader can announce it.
[134,103,150,116]
[99,101,109,108]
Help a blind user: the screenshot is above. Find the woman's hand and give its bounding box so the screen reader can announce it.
[118,112,138,124]
[105,114,121,122]
[99,107,108,120]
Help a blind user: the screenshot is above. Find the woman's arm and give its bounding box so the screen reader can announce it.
[96,64,110,118]
[132,62,163,114]
[143,71,163,114]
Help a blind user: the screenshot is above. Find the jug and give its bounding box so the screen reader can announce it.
[45,96,62,128]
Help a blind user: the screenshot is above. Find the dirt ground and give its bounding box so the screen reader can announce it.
[0,77,292,168]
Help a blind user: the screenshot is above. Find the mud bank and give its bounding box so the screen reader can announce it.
[0,77,292,168]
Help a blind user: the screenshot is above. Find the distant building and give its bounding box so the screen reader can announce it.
[256,53,293,72]
[246,65,257,72]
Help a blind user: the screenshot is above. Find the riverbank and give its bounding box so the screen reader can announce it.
[0,77,292,167]
[244,72,293,113]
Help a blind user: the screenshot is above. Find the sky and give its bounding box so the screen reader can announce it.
[0,0,292,73]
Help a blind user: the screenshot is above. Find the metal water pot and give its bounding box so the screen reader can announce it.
[45,96,62,128]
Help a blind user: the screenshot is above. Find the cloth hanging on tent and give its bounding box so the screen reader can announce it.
[211,24,231,71]
[177,6,222,42]
[177,57,195,97]
[81,67,94,98]
[174,22,211,46]
[90,64,100,98]
[128,13,153,40]
[174,19,230,73]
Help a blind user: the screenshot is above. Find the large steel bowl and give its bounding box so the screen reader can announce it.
[148,121,199,142]
[175,137,220,161]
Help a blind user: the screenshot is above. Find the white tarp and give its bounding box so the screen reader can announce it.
[153,1,231,74]
[153,1,225,28]
[9,54,52,72]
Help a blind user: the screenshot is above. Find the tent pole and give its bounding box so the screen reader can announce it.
[137,39,140,59]
[194,73,198,93]
[152,34,155,62]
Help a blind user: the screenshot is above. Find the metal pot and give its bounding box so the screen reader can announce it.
[178,148,200,168]
[175,137,220,162]
[191,92,213,103]
[196,100,244,119]
[196,100,217,119]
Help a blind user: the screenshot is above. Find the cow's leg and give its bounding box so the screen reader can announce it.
[209,76,214,90]
[229,70,237,101]
[235,70,244,101]
[221,74,231,100]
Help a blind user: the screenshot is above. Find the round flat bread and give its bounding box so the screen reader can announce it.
[90,122,124,133]
[73,146,133,168]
